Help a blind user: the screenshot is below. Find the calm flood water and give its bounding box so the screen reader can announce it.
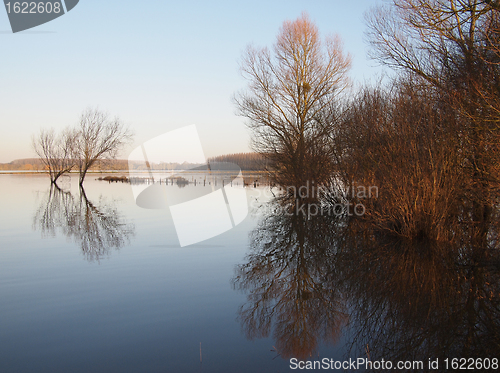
[0,174,498,372]
[0,174,341,373]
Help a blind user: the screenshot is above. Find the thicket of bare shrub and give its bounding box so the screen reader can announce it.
[327,0,500,242]
[332,77,467,240]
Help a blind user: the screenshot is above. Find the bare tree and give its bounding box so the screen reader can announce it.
[366,0,499,84]
[366,0,500,126]
[366,0,500,227]
[74,108,133,186]
[32,127,78,185]
[234,13,351,189]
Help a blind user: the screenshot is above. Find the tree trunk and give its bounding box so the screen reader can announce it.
[79,168,87,186]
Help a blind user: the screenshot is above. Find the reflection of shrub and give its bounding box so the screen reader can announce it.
[176,177,189,186]
[166,176,189,188]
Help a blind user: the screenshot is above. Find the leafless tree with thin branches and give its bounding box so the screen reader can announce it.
[32,127,78,185]
[74,108,133,186]
[234,13,351,189]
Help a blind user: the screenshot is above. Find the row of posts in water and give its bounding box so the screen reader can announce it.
[114,175,269,188]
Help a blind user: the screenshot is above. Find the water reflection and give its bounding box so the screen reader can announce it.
[233,200,348,360]
[33,185,135,262]
[342,229,500,366]
[234,198,500,368]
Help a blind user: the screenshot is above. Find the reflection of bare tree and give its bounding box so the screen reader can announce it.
[33,185,135,262]
[233,201,348,360]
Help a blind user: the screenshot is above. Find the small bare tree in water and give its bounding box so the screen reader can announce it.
[33,108,133,186]
[32,127,78,185]
[234,13,351,189]
[74,108,133,186]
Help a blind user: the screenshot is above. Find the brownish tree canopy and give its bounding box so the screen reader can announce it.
[234,13,351,187]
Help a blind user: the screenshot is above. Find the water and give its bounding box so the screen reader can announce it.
[1,174,499,372]
[0,174,298,372]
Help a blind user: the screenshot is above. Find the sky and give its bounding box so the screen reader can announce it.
[0,0,386,163]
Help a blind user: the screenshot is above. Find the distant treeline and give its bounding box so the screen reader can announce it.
[128,161,204,171]
[0,158,129,172]
[1,153,267,172]
[0,158,45,171]
[207,152,266,171]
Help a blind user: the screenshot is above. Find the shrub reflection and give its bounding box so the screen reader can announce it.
[234,197,500,369]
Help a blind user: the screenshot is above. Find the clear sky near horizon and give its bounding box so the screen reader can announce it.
[0,0,386,163]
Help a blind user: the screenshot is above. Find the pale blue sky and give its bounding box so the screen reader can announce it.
[0,0,385,163]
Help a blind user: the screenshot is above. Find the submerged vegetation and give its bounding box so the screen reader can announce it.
[237,2,500,243]
[233,1,500,365]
